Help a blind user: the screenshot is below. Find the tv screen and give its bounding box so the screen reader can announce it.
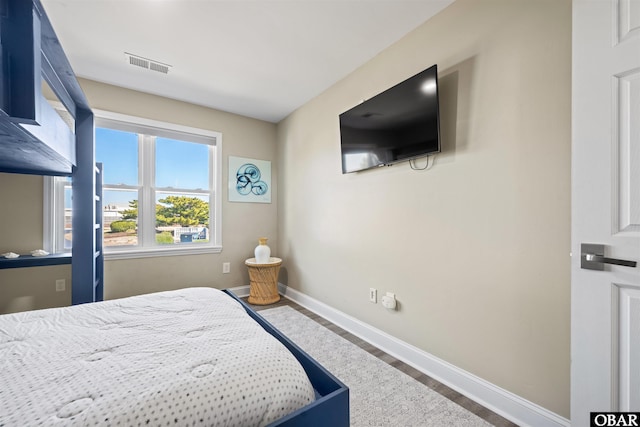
[339,64,441,174]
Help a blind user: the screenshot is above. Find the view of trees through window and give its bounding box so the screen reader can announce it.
[55,118,217,254]
[104,195,210,246]
[95,126,212,249]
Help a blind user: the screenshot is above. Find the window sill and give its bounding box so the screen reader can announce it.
[104,245,222,261]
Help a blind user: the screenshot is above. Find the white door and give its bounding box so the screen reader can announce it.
[572,0,640,425]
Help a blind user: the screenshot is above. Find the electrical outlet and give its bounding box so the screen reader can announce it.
[55,279,65,292]
[369,288,377,303]
[382,292,397,310]
[222,262,230,274]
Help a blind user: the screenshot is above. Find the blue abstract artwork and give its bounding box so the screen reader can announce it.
[236,163,268,196]
[228,156,271,203]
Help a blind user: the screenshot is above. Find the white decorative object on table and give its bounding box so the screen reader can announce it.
[254,237,271,264]
[30,249,49,257]
[2,252,19,259]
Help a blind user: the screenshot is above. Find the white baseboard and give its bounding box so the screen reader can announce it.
[227,284,569,427]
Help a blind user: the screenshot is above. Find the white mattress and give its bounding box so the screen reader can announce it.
[0,288,315,426]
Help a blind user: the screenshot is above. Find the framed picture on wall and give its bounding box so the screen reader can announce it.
[228,156,271,203]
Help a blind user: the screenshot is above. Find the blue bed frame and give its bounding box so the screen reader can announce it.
[224,290,350,427]
[0,0,103,305]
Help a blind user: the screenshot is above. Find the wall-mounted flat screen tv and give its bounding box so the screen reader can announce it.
[339,64,441,174]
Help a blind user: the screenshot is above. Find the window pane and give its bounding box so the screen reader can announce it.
[103,190,138,247]
[96,128,138,186]
[156,138,209,190]
[155,193,209,245]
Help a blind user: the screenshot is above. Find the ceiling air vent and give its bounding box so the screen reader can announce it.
[125,52,171,74]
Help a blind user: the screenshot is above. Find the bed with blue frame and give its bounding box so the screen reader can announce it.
[0,1,349,425]
[0,288,349,426]
[224,291,349,427]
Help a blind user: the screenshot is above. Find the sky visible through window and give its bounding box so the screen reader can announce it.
[93,128,209,207]
[155,137,209,190]
[96,128,137,187]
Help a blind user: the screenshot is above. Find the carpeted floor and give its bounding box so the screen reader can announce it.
[260,305,494,427]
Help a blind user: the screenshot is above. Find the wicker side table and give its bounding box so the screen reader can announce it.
[245,257,282,305]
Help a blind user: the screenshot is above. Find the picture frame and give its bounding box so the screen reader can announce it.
[228,156,272,203]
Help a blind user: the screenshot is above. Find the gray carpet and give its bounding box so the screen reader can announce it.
[260,305,492,427]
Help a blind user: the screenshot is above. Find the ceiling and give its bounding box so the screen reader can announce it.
[41,0,454,123]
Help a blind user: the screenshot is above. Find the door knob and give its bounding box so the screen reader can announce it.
[581,243,637,270]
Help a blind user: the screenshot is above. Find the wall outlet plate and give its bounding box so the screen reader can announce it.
[369,288,377,303]
[222,262,230,274]
[55,279,65,292]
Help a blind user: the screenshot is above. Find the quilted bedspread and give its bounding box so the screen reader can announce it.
[0,288,315,426]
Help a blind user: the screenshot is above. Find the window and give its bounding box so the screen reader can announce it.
[46,111,222,259]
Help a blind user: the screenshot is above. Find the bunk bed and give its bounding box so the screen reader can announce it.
[0,0,102,304]
[0,1,349,426]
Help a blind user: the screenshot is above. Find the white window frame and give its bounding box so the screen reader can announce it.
[45,110,223,260]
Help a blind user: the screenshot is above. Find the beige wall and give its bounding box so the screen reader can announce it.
[80,80,279,300]
[0,265,71,314]
[0,173,72,313]
[276,0,571,418]
[0,80,278,308]
[0,173,44,254]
